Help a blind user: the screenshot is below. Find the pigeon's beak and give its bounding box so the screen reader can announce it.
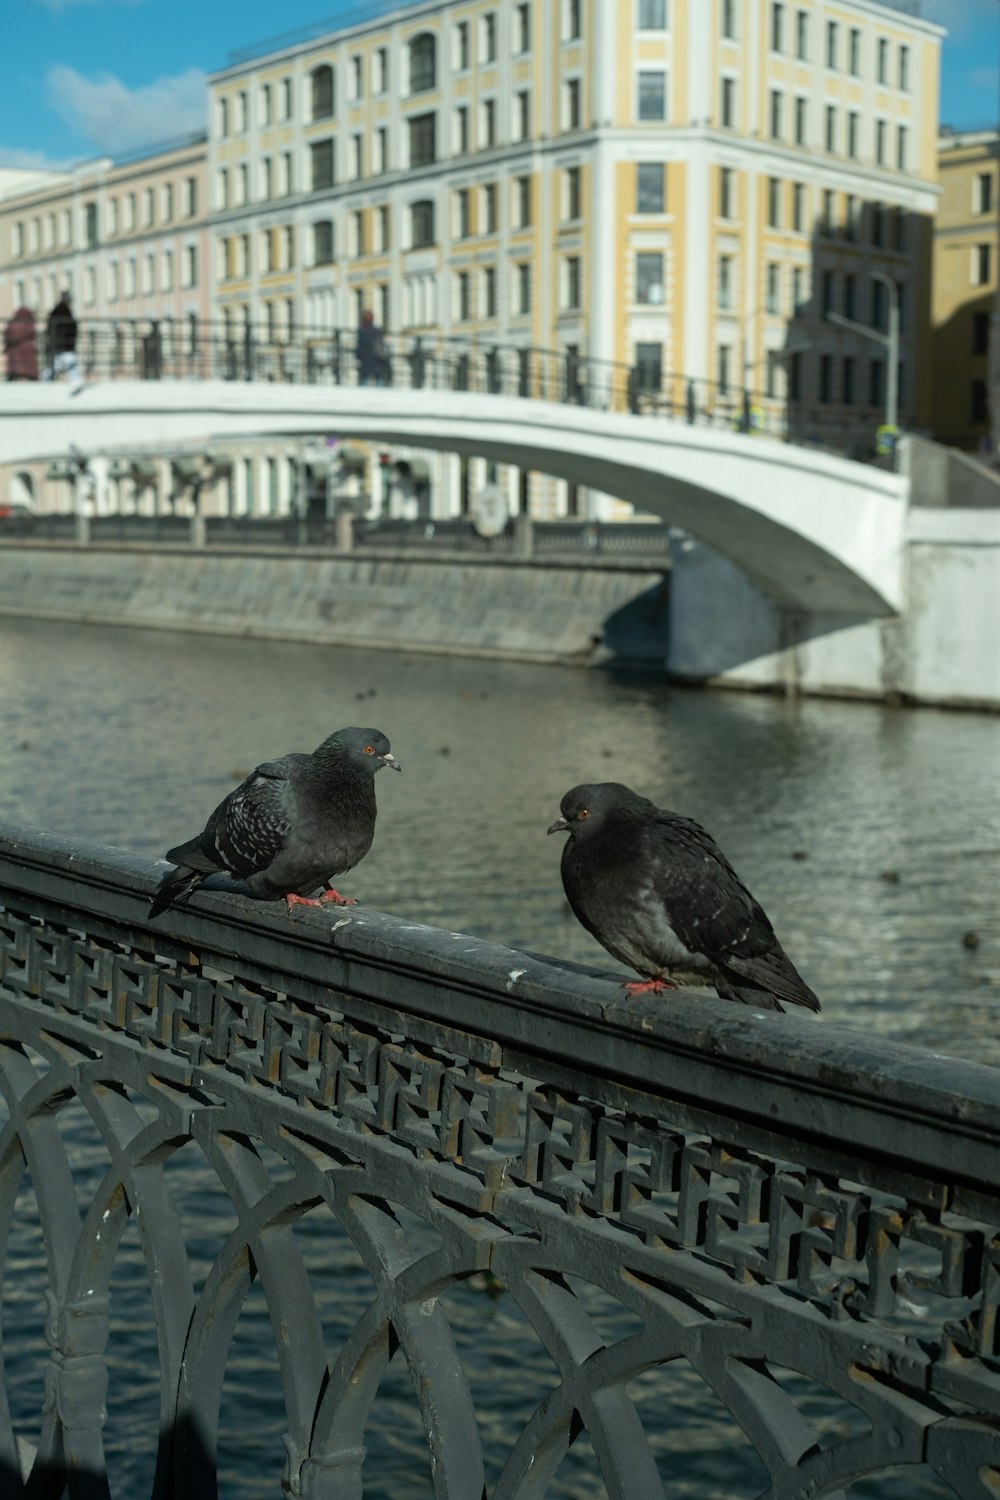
[547,816,570,835]
[379,753,402,772]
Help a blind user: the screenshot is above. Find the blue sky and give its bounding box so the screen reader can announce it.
[0,0,995,171]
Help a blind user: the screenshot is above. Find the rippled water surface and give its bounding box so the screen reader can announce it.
[1,616,999,1496]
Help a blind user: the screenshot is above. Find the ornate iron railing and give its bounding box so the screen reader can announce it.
[1,825,998,1497]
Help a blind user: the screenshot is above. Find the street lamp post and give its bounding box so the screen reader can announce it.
[827,269,900,449]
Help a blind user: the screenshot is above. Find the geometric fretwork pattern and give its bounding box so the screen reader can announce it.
[2,873,1000,1498]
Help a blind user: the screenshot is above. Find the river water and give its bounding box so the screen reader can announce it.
[1,617,998,1497]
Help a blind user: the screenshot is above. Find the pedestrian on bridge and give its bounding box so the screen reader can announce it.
[43,291,82,393]
[356,309,387,386]
[3,306,39,380]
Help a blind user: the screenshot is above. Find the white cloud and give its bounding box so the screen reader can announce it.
[0,146,76,172]
[45,64,206,153]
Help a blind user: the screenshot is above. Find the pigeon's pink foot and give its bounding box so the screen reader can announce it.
[285,892,323,911]
[320,887,357,906]
[624,977,677,996]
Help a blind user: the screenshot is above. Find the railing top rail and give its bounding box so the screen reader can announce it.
[2,823,998,1200]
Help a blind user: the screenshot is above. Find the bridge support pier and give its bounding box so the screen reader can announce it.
[513,514,534,558]
[75,514,90,547]
[334,511,354,552]
[190,515,206,548]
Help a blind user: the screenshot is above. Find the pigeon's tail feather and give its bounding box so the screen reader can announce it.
[149,865,205,918]
[717,948,821,1014]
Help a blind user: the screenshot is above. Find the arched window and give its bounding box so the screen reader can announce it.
[311,64,334,120]
[313,220,334,265]
[409,33,437,93]
[410,199,435,249]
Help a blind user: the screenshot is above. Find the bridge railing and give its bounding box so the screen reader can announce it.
[0,824,998,1497]
[3,316,890,464]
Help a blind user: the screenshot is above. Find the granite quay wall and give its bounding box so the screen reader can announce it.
[0,543,672,666]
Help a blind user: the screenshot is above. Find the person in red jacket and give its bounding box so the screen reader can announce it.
[4,307,39,381]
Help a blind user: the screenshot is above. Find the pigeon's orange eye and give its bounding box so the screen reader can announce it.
[578,808,590,819]
[364,745,374,754]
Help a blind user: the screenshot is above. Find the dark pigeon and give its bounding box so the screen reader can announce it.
[149,726,400,917]
[548,782,820,1014]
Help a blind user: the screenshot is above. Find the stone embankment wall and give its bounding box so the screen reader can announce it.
[0,544,671,666]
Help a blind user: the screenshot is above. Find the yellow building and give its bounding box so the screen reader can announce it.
[931,127,999,454]
[206,0,942,514]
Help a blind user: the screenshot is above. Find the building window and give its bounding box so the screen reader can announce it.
[516,3,531,52]
[482,10,497,60]
[792,181,805,231]
[847,112,859,159]
[456,187,470,238]
[184,245,197,288]
[483,181,499,232]
[564,255,581,309]
[564,165,581,220]
[377,204,390,252]
[261,156,273,200]
[872,202,886,246]
[795,8,808,59]
[185,177,198,217]
[409,112,437,167]
[767,176,781,228]
[456,270,471,320]
[565,0,581,40]
[637,251,664,304]
[794,96,807,145]
[770,89,783,140]
[973,311,990,355]
[822,270,835,318]
[974,243,992,287]
[410,198,436,248]
[375,126,388,173]
[217,96,229,137]
[972,379,989,424]
[351,133,363,179]
[822,188,834,234]
[516,89,531,140]
[825,104,836,153]
[282,151,294,196]
[899,45,910,91]
[516,261,531,313]
[975,172,994,215]
[516,174,532,227]
[771,3,784,53]
[84,201,98,248]
[826,20,837,69]
[897,125,907,171]
[877,38,889,84]
[845,272,857,320]
[454,20,469,69]
[409,33,436,93]
[720,165,735,218]
[876,120,887,166]
[483,265,497,317]
[350,209,365,257]
[375,46,389,93]
[314,220,334,265]
[260,82,272,125]
[564,79,581,129]
[217,168,229,210]
[820,354,834,404]
[311,64,334,120]
[281,77,293,119]
[455,105,469,153]
[236,89,248,132]
[638,71,666,121]
[637,162,665,213]
[639,0,667,28]
[849,28,861,76]
[310,139,335,190]
[765,262,780,314]
[717,344,731,395]
[721,76,736,127]
[635,342,662,392]
[722,0,737,41]
[845,195,858,241]
[718,254,733,309]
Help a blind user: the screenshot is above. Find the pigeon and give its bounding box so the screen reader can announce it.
[548,782,820,1014]
[149,726,400,917]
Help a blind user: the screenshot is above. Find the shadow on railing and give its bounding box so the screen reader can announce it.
[2,825,998,1498]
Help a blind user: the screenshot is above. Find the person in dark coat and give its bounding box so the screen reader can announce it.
[4,306,39,380]
[355,309,386,386]
[44,291,82,391]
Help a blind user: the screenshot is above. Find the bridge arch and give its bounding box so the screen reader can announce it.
[0,382,907,615]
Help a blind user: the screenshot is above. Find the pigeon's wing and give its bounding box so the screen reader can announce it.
[646,813,820,1012]
[204,756,304,880]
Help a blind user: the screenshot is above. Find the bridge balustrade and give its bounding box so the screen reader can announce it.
[0,825,997,1496]
[3,317,890,465]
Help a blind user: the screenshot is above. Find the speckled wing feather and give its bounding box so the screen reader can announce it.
[645,812,820,1011]
[202,757,303,881]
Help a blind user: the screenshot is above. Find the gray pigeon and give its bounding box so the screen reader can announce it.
[149,726,400,917]
[548,782,820,1013]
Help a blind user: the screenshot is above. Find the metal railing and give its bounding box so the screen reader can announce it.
[3,316,894,465]
[1,825,998,1496]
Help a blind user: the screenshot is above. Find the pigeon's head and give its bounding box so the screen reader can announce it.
[547,782,638,839]
[329,726,402,773]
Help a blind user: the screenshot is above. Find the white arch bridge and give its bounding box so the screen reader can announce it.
[0,381,907,616]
